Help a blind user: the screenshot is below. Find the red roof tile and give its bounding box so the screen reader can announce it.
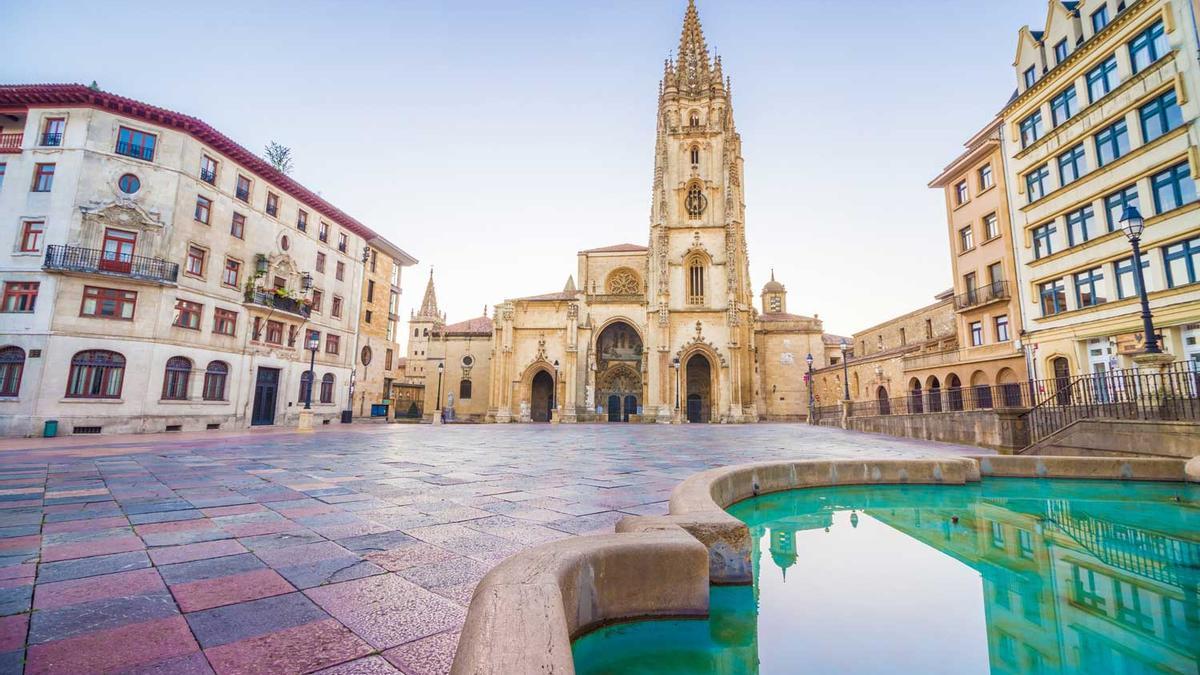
[579,243,648,254]
[440,316,493,335]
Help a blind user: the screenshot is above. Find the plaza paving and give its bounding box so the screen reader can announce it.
[0,423,980,674]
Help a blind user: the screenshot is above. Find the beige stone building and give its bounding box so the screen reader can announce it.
[1004,0,1200,382]
[352,238,416,420]
[0,84,408,436]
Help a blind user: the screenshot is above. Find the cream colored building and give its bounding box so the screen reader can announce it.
[0,84,407,436]
[352,238,416,420]
[1004,0,1200,383]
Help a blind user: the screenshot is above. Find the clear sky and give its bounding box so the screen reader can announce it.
[3,0,1047,344]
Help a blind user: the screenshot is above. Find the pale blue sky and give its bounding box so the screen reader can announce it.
[3,0,1046,340]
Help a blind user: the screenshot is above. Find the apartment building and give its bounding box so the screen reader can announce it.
[1003,0,1200,383]
[353,238,417,419]
[0,84,411,436]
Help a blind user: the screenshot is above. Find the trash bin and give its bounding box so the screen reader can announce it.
[340,410,352,424]
[43,420,58,438]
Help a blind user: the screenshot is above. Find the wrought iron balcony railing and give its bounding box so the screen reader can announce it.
[40,133,63,147]
[0,133,22,153]
[115,141,154,161]
[244,290,311,318]
[199,168,217,184]
[43,245,179,283]
[954,280,1010,311]
[236,187,251,201]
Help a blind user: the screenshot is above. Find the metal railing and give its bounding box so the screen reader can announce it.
[236,187,250,201]
[244,289,311,318]
[953,280,1010,311]
[850,381,1033,417]
[0,133,22,153]
[40,132,63,147]
[115,141,154,161]
[1024,362,1200,445]
[43,245,178,283]
[199,168,217,184]
[810,404,841,425]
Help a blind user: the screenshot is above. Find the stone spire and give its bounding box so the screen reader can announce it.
[415,268,440,319]
[676,0,714,94]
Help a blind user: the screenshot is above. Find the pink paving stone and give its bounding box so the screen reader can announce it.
[275,505,339,518]
[0,534,40,551]
[382,630,459,675]
[305,574,466,649]
[135,519,218,535]
[149,539,248,565]
[0,563,36,581]
[313,655,401,675]
[202,504,267,517]
[0,576,33,589]
[203,618,373,675]
[0,613,28,653]
[122,651,214,675]
[217,520,302,538]
[25,615,199,675]
[363,544,459,572]
[0,499,42,509]
[34,567,165,610]
[254,541,354,567]
[170,568,295,612]
[40,535,145,563]
[42,516,129,534]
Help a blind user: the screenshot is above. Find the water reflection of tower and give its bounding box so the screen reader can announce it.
[769,527,797,580]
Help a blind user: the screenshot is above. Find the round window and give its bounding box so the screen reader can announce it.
[361,346,373,366]
[118,174,140,194]
[280,235,290,251]
[461,355,474,367]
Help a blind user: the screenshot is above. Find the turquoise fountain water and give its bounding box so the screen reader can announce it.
[573,478,1200,674]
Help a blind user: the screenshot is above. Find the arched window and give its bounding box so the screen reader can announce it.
[423,328,429,337]
[66,350,125,399]
[162,357,192,400]
[686,256,706,306]
[0,347,25,397]
[203,361,228,401]
[319,373,335,403]
[459,379,472,400]
[685,184,707,218]
[299,371,313,403]
[689,145,700,165]
[689,111,701,126]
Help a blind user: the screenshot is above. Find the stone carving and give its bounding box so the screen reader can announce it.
[606,269,641,295]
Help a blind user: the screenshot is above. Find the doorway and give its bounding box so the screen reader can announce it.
[1052,357,1071,405]
[251,367,280,426]
[623,395,638,422]
[685,354,712,423]
[607,395,621,422]
[100,228,136,274]
[531,370,554,423]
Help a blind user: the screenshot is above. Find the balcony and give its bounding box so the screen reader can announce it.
[43,245,179,284]
[199,168,217,184]
[244,290,311,318]
[115,141,154,162]
[236,187,251,202]
[0,133,22,154]
[954,280,1010,311]
[40,132,63,147]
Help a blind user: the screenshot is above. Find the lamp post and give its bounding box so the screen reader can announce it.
[805,353,815,424]
[673,356,681,423]
[432,362,445,425]
[298,332,319,431]
[552,360,561,423]
[1118,207,1161,354]
[839,339,850,401]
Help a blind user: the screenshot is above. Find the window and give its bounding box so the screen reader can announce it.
[195,196,212,224]
[185,245,206,277]
[1086,56,1118,103]
[335,261,345,281]
[1091,6,1109,33]
[959,226,974,252]
[964,272,978,304]
[924,318,933,339]
[1104,185,1140,231]
[316,252,326,273]
[1033,223,1057,259]
[987,261,1004,286]
[1066,206,1098,246]
[118,174,140,194]
[40,117,65,146]
[200,155,217,184]
[970,321,984,347]
[1057,144,1087,185]
[460,379,473,400]
[161,357,192,400]
[978,164,994,191]
[173,299,202,330]
[213,307,237,336]
[955,181,968,205]
[1039,279,1068,316]
[318,221,329,242]
[66,350,125,399]
[1019,111,1045,148]
[1074,267,1108,307]
[1050,86,1078,126]
[235,175,251,202]
[222,258,240,288]
[297,209,308,232]
[369,250,377,273]
[319,373,335,403]
[202,361,228,401]
[367,280,376,302]
[337,232,348,253]
[265,320,284,345]
[331,295,343,318]
[1115,255,1152,299]
[1,282,38,313]
[31,163,55,192]
[81,286,136,319]
[311,289,323,314]
[686,256,705,305]
[299,371,314,403]
[1054,39,1068,64]
[1023,66,1037,88]
[115,126,156,161]
[1151,162,1197,213]
[1094,120,1130,168]
[1140,89,1184,143]
[1163,236,1200,287]
[18,220,44,252]
[0,347,24,397]
[995,315,1010,342]
[266,192,279,217]
[365,310,373,324]
[1129,20,1168,74]
[326,334,340,355]
[1026,165,1050,202]
[983,213,1000,240]
[0,163,5,189]
[229,212,246,239]
[690,146,700,165]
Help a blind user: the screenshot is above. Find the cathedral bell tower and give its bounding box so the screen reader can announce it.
[645,0,757,423]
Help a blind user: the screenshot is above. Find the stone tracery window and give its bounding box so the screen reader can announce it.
[606,269,641,295]
[685,184,707,218]
[690,145,700,165]
[686,255,706,306]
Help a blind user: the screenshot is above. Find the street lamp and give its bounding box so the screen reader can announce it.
[435,362,445,411]
[839,339,850,401]
[304,333,319,410]
[1119,207,1161,354]
[553,360,560,412]
[805,353,815,422]
[673,356,681,414]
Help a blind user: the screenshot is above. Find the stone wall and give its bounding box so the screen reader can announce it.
[846,409,1030,453]
[1024,419,1200,459]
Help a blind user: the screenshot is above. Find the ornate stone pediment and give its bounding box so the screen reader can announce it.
[674,322,728,367]
[80,200,165,230]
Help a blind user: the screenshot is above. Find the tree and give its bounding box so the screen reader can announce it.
[263,141,294,175]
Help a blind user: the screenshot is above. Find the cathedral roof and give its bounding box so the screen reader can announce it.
[514,290,580,302]
[440,316,493,336]
[762,269,785,293]
[758,312,810,323]
[415,269,441,319]
[579,243,648,254]
[822,333,852,345]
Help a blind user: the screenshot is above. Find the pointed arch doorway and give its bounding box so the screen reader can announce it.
[531,370,554,423]
[596,321,643,423]
[685,353,713,423]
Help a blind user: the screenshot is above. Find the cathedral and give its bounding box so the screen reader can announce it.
[404,1,841,423]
